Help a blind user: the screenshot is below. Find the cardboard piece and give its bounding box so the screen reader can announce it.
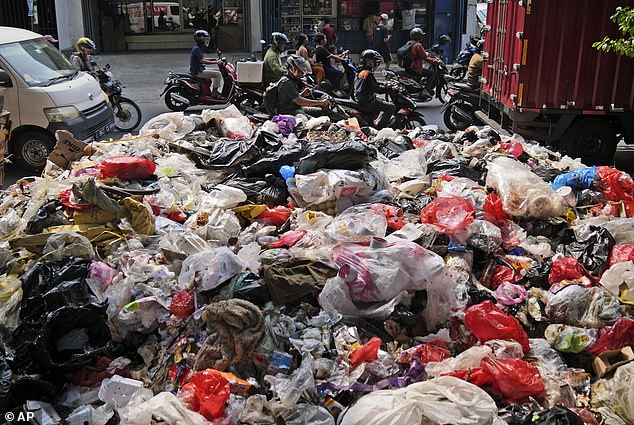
[48,130,95,168]
[592,346,634,378]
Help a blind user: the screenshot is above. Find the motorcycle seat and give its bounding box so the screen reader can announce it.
[452,82,478,92]
[172,72,209,82]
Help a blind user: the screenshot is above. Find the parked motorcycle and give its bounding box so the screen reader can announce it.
[441,82,482,131]
[449,37,479,80]
[94,64,141,132]
[386,63,454,104]
[161,50,239,112]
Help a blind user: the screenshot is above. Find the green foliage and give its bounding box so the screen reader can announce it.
[593,6,634,57]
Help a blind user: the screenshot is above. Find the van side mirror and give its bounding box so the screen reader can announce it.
[0,70,12,87]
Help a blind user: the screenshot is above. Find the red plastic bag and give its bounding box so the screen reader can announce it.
[419,196,475,233]
[370,204,405,231]
[481,358,545,400]
[596,166,634,202]
[398,340,451,364]
[99,156,156,180]
[490,265,520,290]
[59,189,94,212]
[169,290,195,319]
[483,193,511,224]
[499,142,524,158]
[464,301,530,353]
[609,244,634,267]
[548,256,591,286]
[349,337,381,369]
[588,318,634,356]
[268,229,307,248]
[254,205,292,226]
[179,369,231,420]
[445,367,495,387]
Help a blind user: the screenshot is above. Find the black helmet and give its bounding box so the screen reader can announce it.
[476,39,485,52]
[439,34,452,44]
[286,54,312,76]
[361,49,383,69]
[272,32,289,45]
[194,29,210,46]
[410,27,424,41]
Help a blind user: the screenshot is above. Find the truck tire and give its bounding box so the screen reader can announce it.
[561,118,617,165]
[13,131,55,170]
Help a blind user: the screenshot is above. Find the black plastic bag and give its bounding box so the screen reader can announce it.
[295,140,375,175]
[534,406,584,425]
[20,259,96,327]
[25,200,66,234]
[243,145,303,178]
[194,132,283,169]
[222,174,288,204]
[0,337,11,413]
[576,189,607,207]
[427,158,482,181]
[519,218,568,240]
[34,305,111,370]
[532,165,563,183]
[557,225,615,276]
[373,135,413,159]
[218,273,272,306]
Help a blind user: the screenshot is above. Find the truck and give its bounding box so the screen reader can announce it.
[477,0,634,164]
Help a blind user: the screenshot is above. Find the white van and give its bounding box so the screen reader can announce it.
[0,27,114,169]
[127,2,181,33]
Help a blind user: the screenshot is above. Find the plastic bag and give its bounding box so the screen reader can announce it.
[178,248,244,291]
[140,111,198,141]
[588,318,634,356]
[547,284,621,328]
[548,255,591,286]
[169,290,195,319]
[325,204,387,243]
[271,115,296,136]
[42,231,95,261]
[591,361,634,423]
[609,244,634,267]
[558,225,615,276]
[372,148,428,181]
[349,337,382,369]
[332,241,446,303]
[544,324,597,353]
[427,158,482,181]
[255,206,292,227]
[419,195,475,234]
[600,261,634,303]
[464,301,530,353]
[425,346,494,377]
[397,341,452,365]
[596,166,634,202]
[483,192,511,224]
[219,117,255,140]
[99,156,156,180]
[339,376,503,425]
[179,369,231,420]
[486,156,565,218]
[0,277,22,335]
[295,140,375,175]
[481,358,545,400]
[551,167,597,191]
[119,391,208,425]
[467,220,503,253]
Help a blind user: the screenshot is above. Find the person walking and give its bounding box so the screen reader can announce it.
[373,14,392,70]
[401,2,416,43]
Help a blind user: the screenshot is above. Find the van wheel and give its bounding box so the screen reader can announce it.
[13,131,55,170]
[561,118,617,165]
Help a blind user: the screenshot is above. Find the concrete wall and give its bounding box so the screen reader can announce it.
[247,0,262,52]
[55,0,85,51]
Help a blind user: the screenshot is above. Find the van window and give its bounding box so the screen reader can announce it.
[0,38,77,87]
[170,6,179,15]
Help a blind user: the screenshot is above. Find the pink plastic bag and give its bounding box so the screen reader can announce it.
[608,244,634,267]
[99,156,156,180]
[419,196,475,234]
[464,301,530,353]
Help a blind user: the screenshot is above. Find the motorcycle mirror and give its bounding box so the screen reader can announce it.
[105,64,110,69]
[90,61,97,66]
[216,49,222,55]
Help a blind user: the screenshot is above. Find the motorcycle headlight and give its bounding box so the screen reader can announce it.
[44,106,81,122]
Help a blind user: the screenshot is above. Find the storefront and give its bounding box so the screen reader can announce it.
[279,0,337,49]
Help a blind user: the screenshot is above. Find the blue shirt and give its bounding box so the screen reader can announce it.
[190,44,205,75]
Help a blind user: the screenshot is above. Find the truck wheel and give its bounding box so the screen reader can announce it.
[13,131,55,170]
[561,118,617,165]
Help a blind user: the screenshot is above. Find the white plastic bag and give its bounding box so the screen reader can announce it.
[325,204,387,243]
[219,117,255,140]
[178,248,244,291]
[600,261,634,303]
[425,346,494,377]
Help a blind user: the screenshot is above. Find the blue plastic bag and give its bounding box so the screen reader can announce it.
[551,166,597,191]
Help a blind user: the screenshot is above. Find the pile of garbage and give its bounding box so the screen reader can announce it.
[1,104,634,424]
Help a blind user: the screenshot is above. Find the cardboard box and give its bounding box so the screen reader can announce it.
[236,61,264,84]
[592,346,634,378]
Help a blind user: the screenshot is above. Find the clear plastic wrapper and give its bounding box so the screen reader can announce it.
[547,284,621,328]
[544,324,598,353]
[178,248,245,291]
[325,204,388,243]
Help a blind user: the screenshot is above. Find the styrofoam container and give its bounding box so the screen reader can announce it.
[236,61,264,84]
[98,375,144,407]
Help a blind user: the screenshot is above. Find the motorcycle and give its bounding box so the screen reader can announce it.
[441,82,482,131]
[449,37,479,81]
[94,64,142,132]
[161,50,239,112]
[386,63,454,104]
[316,49,358,98]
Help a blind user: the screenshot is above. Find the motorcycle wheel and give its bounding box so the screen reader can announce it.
[164,87,191,112]
[437,83,450,104]
[450,67,467,80]
[113,96,142,132]
[234,92,265,115]
[443,103,475,132]
[401,115,427,130]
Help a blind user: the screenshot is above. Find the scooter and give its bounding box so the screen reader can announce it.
[449,37,479,80]
[93,63,142,132]
[441,82,482,131]
[387,63,454,104]
[161,50,239,112]
[317,49,357,98]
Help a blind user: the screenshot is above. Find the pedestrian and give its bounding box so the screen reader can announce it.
[296,33,325,83]
[320,17,338,47]
[362,12,380,48]
[401,1,416,43]
[373,14,392,70]
[158,11,169,31]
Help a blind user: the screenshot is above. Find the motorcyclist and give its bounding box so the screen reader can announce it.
[467,39,485,89]
[314,33,346,93]
[354,49,396,128]
[274,55,332,115]
[190,29,222,98]
[70,37,96,73]
[430,34,451,61]
[263,32,288,86]
[408,28,443,99]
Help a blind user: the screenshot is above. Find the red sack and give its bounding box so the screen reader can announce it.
[499,142,523,158]
[179,369,231,420]
[349,337,381,369]
[420,196,475,234]
[481,358,545,400]
[99,156,156,180]
[490,265,520,290]
[398,340,451,364]
[445,367,495,387]
[60,189,94,212]
[370,204,405,230]
[608,244,634,267]
[588,318,634,356]
[596,166,634,202]
[268,229,307,248]
[169,290,195,319]
[464,301,530,353]
[548,256,589,286]
[255,206,292,226]
[483,193,511,224]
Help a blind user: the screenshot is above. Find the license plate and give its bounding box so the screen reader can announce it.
[94,123,112,140]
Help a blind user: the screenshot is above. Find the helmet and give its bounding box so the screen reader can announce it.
[272,32,289,46]
[439,34,452,44]
[361,49,383,69]
[76,37,95,52]
[476,39,485,52]
[194,29,211,46]
[410,28,424,41]
[286,54,312,77]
